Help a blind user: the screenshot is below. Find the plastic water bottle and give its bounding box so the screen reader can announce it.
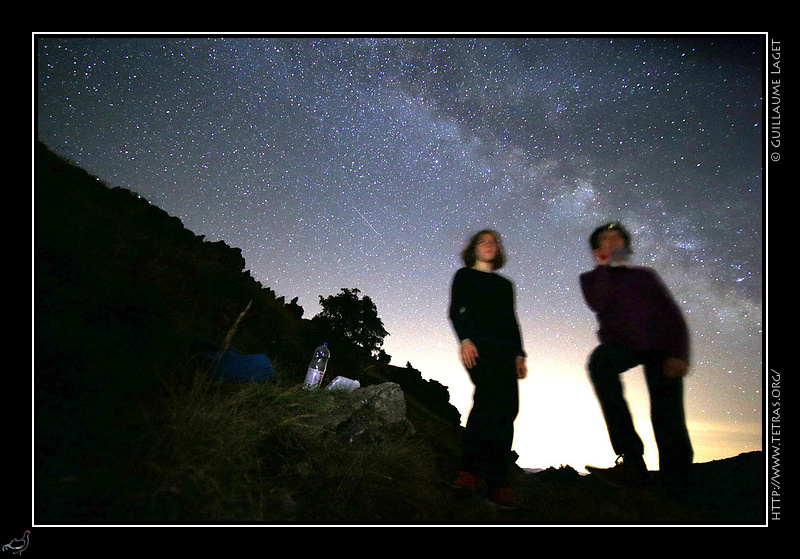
[303,343,330,390]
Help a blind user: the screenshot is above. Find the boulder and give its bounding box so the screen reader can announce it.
[321,382,415,443]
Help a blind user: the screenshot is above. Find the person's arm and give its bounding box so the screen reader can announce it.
[449,270,473,339]
[449,270,479,368]
[649,269,691,375]
[579,265,613,313]
[509,281,527,377]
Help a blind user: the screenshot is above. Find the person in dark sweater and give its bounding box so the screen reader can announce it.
[449,229,527,509]
[580,222,694,492]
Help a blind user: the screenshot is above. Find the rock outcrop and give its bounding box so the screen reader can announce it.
[318,382,415,443]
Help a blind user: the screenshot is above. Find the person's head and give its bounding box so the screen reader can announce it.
[589,222,633,258]
[462,229,505,270]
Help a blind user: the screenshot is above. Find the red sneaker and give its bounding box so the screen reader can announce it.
[491,487,523,510]
[451,471,486,495]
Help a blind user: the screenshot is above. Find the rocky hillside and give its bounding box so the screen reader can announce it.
[31,141,765,525]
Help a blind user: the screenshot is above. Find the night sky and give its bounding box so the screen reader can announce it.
[35,34,764,471]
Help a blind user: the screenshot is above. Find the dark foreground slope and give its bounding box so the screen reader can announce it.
[507,451,765,525]
[32,142,765,525]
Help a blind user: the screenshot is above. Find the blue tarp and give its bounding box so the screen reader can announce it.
[209,348,276,382]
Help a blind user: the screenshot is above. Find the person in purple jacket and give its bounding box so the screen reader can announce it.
[580,223,693,492]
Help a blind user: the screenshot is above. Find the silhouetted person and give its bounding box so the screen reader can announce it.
[580,223,693,493]
[449,229,527,509]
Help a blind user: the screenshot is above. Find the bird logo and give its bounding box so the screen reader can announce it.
[2,531,29,555]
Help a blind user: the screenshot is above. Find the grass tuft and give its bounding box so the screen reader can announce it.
[136,368,440,523]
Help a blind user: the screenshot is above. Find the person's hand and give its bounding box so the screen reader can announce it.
[460,340,479,369]
[516,356,528,379]
[593,249,611,266]
[593,246,628,266]
[664,357,689,378]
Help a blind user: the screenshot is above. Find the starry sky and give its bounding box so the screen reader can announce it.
[35,34,764,471]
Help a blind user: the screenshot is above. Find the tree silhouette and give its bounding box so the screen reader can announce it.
[314,288,389,357]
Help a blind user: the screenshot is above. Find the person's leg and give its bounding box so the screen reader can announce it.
[585,344,650,487]
[643,354,693,485]
[588,343,645,459]
[483,345,519,490]
[460,344,519,492]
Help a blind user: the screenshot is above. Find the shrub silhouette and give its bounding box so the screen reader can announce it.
[312,288,389,359]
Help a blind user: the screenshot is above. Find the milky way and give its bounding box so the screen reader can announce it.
[36,34,764,469]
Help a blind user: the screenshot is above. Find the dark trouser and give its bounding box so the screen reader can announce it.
[461,343,520,490]
[588,343,693,477]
